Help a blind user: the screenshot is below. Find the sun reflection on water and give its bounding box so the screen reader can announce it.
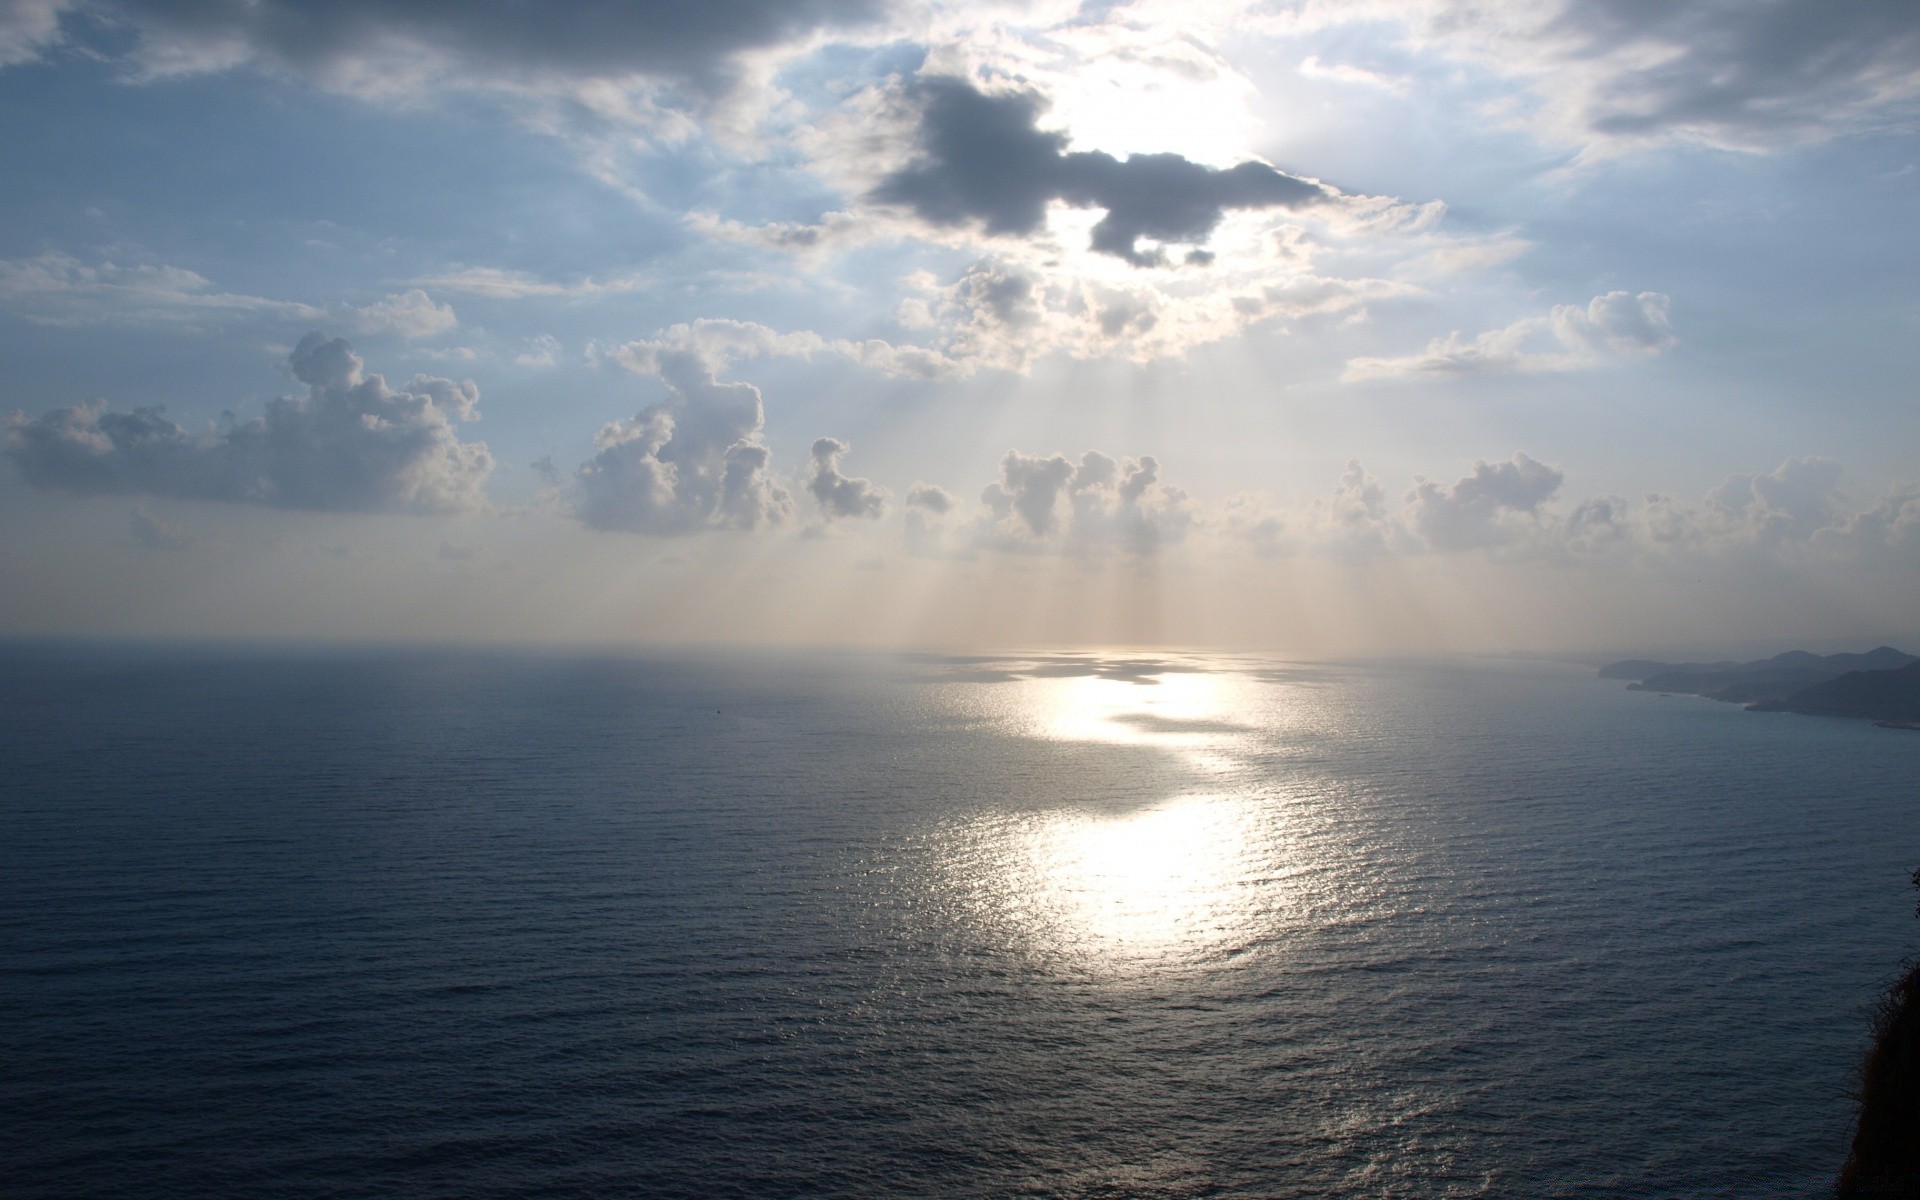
[995,793,1272,967]
[932,654,1304,972]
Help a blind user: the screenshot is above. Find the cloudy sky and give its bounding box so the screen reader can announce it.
[2,0,1918,655]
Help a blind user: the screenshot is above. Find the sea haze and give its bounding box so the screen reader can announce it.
[2,644,1916,1198]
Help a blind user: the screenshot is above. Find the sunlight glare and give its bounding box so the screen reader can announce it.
[1011,793,1270,966]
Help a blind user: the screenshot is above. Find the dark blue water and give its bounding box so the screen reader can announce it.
[3,644,1916,1198]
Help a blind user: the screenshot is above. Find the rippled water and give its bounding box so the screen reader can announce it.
[3,644,1917,1198]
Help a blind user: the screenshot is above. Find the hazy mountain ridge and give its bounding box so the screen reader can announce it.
[1600,647,1920,726]
[1751,661,1920,727]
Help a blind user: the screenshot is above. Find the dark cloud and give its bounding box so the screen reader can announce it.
[0,0,889,92]
[61,0,887,93]
[874,77,1332,265]
[3,332,492,511]
[1553,0,1920,143]
[576,347,791,534]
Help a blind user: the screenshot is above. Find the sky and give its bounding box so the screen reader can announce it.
[1,0,1918,656]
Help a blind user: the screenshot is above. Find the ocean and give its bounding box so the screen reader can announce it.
[2,644,1916,1198]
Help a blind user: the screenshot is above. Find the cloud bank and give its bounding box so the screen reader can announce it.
[967,449,1199,555]
[4,332,491,511]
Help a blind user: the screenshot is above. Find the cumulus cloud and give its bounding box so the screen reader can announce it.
[977,448,1197,554]
[1342,290,1672,379]
[1576,457,1920,563]
[576,337,791,534]
[874,75,1334,266]
[0,253,456,336]
[1314,458,1393,551]
[3,332,492,511]
[808,437,888,521]
[1841,485,1920,558]
[904,481,956,515]
[1406,453,1565,550]
[1214,454,1569,558]
[983,450,1076,537]
[900,479,960,555]
[345,288,458,338]
[1706,456,1845,542]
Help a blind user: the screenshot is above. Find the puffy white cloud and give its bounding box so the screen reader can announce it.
[983,450,1077,537]
[901,479,961,555]
[1553,291,1676,357]
[977,448,1198,554]
[1208,448,1920,570]
[1575,458,1913,563]
[576,340,792,534]
[1314,458,1393,551]
[3,332,492,511]
[807,437,888,520]
[0,253,457,337]
[1839,486,1920,560]
[1213,453,1564,557]
[1342,290,1672,380]
[1706,456,1845,543]
[346,288,458,338]
[905,481,956,514]
[1562,495,1631,554]
[1405,453,1565,550]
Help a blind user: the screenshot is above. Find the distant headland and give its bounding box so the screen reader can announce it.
[1599,647,1920,729]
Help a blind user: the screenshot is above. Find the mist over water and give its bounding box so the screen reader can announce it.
[3,645,1916,1198]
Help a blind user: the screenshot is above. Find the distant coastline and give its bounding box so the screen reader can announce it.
[1599,647,1920,728]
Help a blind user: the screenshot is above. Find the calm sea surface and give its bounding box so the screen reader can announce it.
[3,644,1917,1198]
